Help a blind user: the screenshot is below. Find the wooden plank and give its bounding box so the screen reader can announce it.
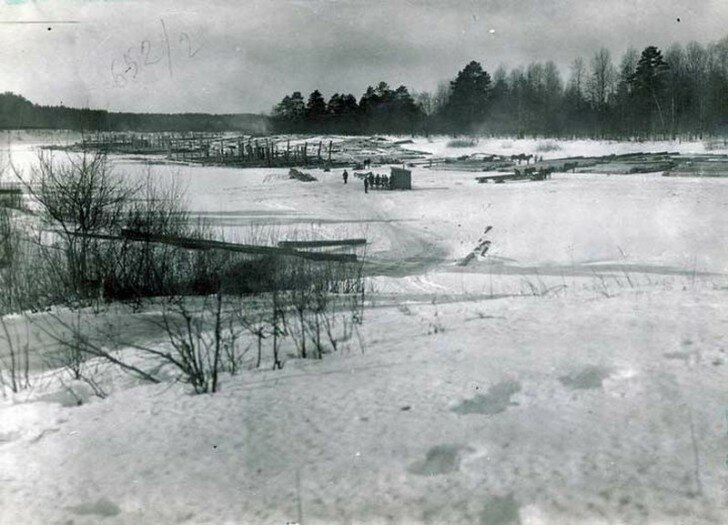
[119,230,358,262]
[278,238,367,248]
[475,173,524,182]
[66,230,357,262]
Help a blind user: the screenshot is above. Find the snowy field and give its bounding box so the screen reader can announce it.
[2,134,728,524]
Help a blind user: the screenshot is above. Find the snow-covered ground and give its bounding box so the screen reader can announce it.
[107,155,728,276]
[2,134,728,524]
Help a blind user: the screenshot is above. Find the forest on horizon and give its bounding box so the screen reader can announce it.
[273,36,728,139]
[3,35,728,139]
[0,93,269,133]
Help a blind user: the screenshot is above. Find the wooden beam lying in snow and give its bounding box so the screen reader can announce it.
[278,238,367,248]
[67,230,358,263]
[120,230,358,262]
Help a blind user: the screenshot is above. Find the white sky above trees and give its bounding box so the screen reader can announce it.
[1,0,726,114]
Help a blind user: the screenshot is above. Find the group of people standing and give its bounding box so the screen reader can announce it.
[363,173,390,193]
[342,170,390,193]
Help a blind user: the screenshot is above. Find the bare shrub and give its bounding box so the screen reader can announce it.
[270,288,286,370]
[6,152,370,393]
[38,309,161,386]
[0,184,23,211]
[285,260,313,359]
[102,175,208,301]
[50,293,252,394]
[236,297,271,369]
[37,250,367,393]
[0,207,35,312]
[0,206,19,308]
[153,293,235,393]
[0,316,31,396]
[2,157,60,313]
[17,151,136,299]
[276,255,366,361]
[12,152,232,306]
[42,311,87,381]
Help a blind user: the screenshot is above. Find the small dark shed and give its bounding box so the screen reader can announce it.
[390,167,412,190]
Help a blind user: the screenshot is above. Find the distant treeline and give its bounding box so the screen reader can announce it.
[272,85,423,135]
[0,92,269,133]
[273,36,728,138]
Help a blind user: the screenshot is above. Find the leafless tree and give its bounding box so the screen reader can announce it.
[587,48,616,108]
[569,57,586,96]
[414,80,451,117]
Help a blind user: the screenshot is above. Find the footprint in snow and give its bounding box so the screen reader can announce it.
[0,431,20,445]
[479,493,522,525]
[559,366,612,390]
[451,380,521,415]
[408,444,473,476]
[67,497,121,518]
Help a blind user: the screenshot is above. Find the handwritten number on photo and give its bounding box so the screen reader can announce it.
[123,48,139,78]
[179,32,200,58]
[111,59,127,86]
[111,20,199,86]
[141,40,162,66]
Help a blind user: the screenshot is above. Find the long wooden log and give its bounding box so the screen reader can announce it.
[63,230,358,262]
[278,238,367,248]
[121,230,357,262]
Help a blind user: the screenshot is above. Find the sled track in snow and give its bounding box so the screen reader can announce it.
[364,218,449,277]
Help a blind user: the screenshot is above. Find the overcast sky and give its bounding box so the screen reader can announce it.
[1,0,727,114]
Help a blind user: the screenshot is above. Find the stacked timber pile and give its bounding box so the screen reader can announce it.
[57,133,432,170]
[574,152,677,174]
[289,168,317,182]
[433,155,513,171]
[662,155,728,178]
[331,136,430,166]
[468,151,728,184]
[49,131,218,155]
[476,166,554,184]
[465,151,702,181]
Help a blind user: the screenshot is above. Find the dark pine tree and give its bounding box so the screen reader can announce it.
[327,93,344,116]
[305,90,328,128]
[442,60,492,133]
[629,46,670,134]
[390,85,423,133]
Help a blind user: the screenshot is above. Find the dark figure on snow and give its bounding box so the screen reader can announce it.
[375,174,381,188]
[364,178,369,193]
[342,170,349,184]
